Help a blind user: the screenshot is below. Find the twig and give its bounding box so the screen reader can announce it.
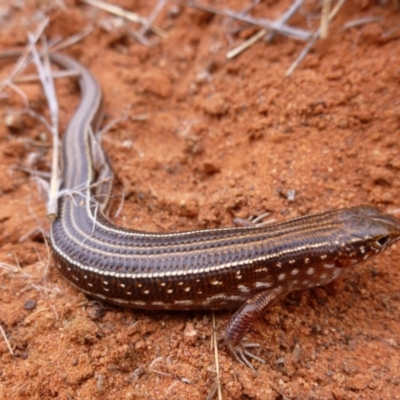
[82,0,167,38]
[0,18,49,95]
[50,24,94,52]
[11,69,80,84]
[286,0,346,76]
[0,325,13,356]
[342,16,382,30]
[189,0,312,41]
[211,312,222,400]
[138,0,168,36]
[27,37,61,218]
[226,28,267,59]
[265,0,304,42]
[226,0,305,58]
[320,0,331,39]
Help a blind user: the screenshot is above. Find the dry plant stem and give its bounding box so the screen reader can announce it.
[82,0,166,38]
[265,0,304,42]
[226,28,267,59]
[320,0,331,39]
[227,0,305,59]
[286,0,346,76]
[211,311,222,400]
[0,325,13,356]
[50,25,94,52]
[12,69,80,83]
[188,0,312,41]
[342,16,382,30]
[28,38,60,219]
[138,0,167,36]
[0,18,48,95]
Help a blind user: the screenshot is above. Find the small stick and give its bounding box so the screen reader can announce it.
[188,0,312,41]
[286,0,346,76]
[211,311,222,400]
[226,28,267,59]
[50,24,94,52]
[0,18,49,95]
[81,0,167,38]
[11,69,80,83]
[265,0,304,42]
[320,0,331,39]
[28,37,60,218]
[138,0,168,36]
[0,325,13,356]
[342,16,382,30]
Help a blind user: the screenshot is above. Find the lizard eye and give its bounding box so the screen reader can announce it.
[374,235,390,248]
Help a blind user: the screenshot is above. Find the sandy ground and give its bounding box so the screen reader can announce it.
[1,1,400,399]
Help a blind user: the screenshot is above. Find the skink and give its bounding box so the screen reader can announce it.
[4,52,400,368]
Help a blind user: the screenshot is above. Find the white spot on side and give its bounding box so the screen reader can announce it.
[360,247,365,254]
[289,260,295,264]
[127,292,132,295]
[167,289,173,294]
[291,269,299,276]
[143,290,149,294]
[160,282,166,286]
[255,281,272,288]
[276,262,282,268]
[307,267,315,275]
[236,275,242,280]
[120,283,125,288]
[103,281,108,285]
[184,287,190,292]
[363,254,369,260]
[304,258,310,264]
[320,254,327,260]
[212,280,221,285]
[129,300,146,306]
[104,288,109,292]
[174,300,194,306]
[278,273,286,281]
[152,301,166,306]
[324,263,335,269]
[333,269,341,279]
[239,285,250,293]
[88,283,93,287]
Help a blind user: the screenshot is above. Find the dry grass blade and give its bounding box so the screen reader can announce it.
[27,37,61,219]
[342,16,383,30]
[227,0,305,58]
[226,28,267,59]
[211,311,222,400]
[189,0,312,41]
[82,0,166,38]
[0,18,49,96]
[286,0,347,76]
[0,325,13,356]
[320,0,332,39]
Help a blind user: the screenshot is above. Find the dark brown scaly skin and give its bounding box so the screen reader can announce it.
[4,51,399,368]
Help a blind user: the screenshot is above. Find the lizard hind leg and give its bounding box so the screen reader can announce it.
[224,286,285,369]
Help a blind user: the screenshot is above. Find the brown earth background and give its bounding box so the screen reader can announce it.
[1,1,400,399]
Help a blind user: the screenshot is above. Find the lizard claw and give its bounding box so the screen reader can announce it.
[226,341,265,369]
